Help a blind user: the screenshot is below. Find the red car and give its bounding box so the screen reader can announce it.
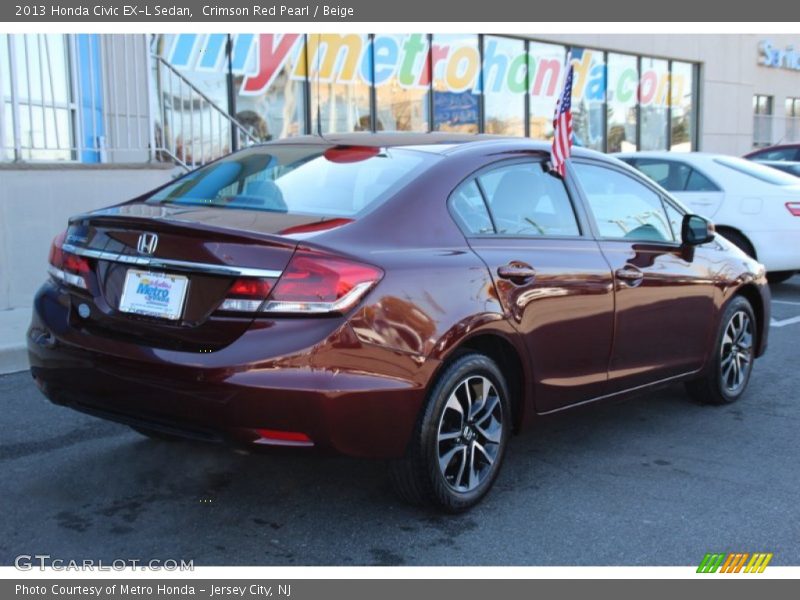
[744,143,800,162]
[28,134,770,511]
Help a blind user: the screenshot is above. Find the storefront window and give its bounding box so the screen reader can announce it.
[482,36,525,136]
[374,34,430,131]
[670,61,694,152]
[156,33,233,161]
[606,53,638,152]
[529,41,565,140]
[639,57,669,151]
[570,47,605,151]
[150,35,700,156]
[234,34,307,140]
[432,34,480,133]
[308,34,372,134]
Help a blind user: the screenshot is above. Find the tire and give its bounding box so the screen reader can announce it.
[131,425,183,442]
[389,353,512,512]
[767,271,796,285]
[720,229,756,259]
[685,296,756,405]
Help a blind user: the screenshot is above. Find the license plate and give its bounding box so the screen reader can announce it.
[118,269,189,321]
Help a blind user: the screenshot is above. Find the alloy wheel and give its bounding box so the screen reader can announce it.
[720,310,754,394]
[436,375,504,493]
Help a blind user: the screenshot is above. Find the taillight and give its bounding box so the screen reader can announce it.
[218,278,274,313]
[48,230,90,290]
[261,250,383,314]
[787,202,800,216]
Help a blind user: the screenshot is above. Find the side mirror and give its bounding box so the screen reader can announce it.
[681,214,715,246]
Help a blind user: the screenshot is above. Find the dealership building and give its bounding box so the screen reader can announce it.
[2,32,800,317]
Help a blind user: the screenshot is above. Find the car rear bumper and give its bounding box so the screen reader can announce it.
[27,283,434,458]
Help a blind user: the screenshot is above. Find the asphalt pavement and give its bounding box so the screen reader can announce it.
[1,277,799,566]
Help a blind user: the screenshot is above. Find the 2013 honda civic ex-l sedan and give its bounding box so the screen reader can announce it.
[28,133,770,511]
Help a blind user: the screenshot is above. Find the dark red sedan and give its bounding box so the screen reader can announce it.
[28,134,770,511]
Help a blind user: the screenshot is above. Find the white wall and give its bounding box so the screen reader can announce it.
[0,167,174,310]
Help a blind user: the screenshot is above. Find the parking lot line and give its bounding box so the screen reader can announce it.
[772,300,800,306]
[771,315,800,328]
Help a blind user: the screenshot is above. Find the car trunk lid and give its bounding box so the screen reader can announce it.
[61,205,345,351]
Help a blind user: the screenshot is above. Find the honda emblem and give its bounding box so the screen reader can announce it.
[136,232,158,255]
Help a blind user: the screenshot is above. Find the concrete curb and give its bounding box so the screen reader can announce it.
[0,308,31,375]
[0,344,28,375]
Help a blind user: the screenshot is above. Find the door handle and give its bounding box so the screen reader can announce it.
[615,266,644,286]
[497,263,537,284]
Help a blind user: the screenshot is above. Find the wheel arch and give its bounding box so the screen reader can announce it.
[438,331,529,433]
[716,225,757,258]
[733,283,767,358]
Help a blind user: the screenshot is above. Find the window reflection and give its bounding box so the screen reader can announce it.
[607,53,638,152]
[374,34,430,131]
[529,41,566,141]
[670,61,694,152]
[640,57,669,151]
[308,34,372,134]
[570,48,606,152]
[483,36,525,136]
[432,34,480,133]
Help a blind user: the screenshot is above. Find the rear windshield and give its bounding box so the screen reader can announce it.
[714,156,800,186]
[146,144,436,216]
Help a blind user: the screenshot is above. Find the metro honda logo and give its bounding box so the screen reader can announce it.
[166,33,688,107]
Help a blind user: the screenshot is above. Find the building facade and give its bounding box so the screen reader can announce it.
[1,33,799,311]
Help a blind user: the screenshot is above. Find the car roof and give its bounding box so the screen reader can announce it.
[257,132,605,159]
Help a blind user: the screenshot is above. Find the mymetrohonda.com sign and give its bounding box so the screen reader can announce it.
[167,33,686,108]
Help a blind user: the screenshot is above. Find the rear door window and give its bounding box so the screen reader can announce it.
[476,162,580,237]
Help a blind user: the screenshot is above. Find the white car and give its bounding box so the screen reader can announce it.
[616,152,800,283]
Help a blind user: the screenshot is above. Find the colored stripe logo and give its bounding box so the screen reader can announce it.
[697,552,773,573]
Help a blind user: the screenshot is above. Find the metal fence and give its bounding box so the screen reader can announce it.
[0,33,256,169]
[152,53,258,169]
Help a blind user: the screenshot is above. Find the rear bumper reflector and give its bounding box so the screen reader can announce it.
[253,428,314,447]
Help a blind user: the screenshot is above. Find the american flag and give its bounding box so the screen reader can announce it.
[550,56,574,178]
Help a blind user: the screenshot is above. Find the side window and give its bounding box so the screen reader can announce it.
[450,180,495,235]
[634,159,691,192]
[685,169,719,192]
[573,163,676,243]
[477,162,580,237]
